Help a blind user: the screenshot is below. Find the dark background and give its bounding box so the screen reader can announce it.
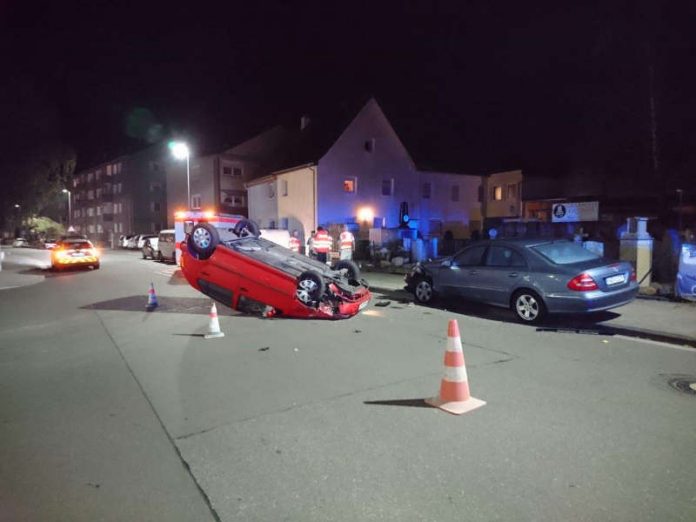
[1,0,695,180]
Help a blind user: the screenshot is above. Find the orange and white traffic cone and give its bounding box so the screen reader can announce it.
[146,282,158,311]
[425,319,486,415]
[204,302,225,339]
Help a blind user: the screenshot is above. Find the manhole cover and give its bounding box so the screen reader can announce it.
[668,378,696,396]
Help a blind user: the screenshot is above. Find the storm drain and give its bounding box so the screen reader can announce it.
[667,376,696,396]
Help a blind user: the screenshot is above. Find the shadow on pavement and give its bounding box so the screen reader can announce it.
[19,267,87,277]
[82,295,239,315]
[363,398,432,408]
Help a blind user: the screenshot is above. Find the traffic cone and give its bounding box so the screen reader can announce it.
[204,302,225,339]
[425,319,486,415]
[146,282,158,311]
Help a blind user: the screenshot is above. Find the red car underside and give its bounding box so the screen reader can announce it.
[180,238,370,319]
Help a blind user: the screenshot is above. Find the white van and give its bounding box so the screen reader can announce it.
[157,229,176,263]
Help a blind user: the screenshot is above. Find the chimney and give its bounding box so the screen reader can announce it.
[300,115,311,131]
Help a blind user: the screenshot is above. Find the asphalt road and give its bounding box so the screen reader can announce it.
[1,248,695,521]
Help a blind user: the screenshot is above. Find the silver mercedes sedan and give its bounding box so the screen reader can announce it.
[405,239,639,323]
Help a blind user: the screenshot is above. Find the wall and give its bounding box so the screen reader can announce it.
[276,167,316,243]
[247,178,279,229]
[417,171,482,237]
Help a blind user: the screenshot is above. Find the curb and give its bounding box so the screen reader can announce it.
[595,324,696,349]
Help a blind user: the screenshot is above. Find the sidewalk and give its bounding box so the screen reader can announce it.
[364,271,696,347]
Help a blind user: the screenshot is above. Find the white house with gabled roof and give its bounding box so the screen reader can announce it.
[245,98,482,246]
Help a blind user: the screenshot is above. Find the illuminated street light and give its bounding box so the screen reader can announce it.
[169,141,191,208]
[62,188,72,227]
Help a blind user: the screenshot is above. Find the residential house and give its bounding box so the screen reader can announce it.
[71,145,168,246]
[245,98,482,244]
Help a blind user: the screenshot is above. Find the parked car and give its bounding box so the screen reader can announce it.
[405,238,638,323]
[51,238,100,271]
[44,238,58,249]
[156,229,176,262]
[137,234,156,250]
[142,236,159,259]
[126,235,140,249]
[119,235,134,248]
[12,237,29,247]
[181,220,371,319]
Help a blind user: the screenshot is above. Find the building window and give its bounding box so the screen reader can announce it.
[451,185,460,202]
[507,183,517,200]
[149,162,161,172]
[95,169,102,180]
[267,184,276,199]
[422,182,432,199]
[88,224,95,234]
[113,163,122,174]
[231,195,245,207]
[97,206,102,216]
[74,209,80,218]
[96,188,102,198]
[381,178,394,196]
[191,194,202,209]
[97,224,103,233]
[150,202,161,212]
[223,165,243,177]
[116,183,122,194]
[73,178,78,188]
[364,139,375,153]
[280,218,289,229]
[149,181,162,192]
[87,172,94,182]
[343,177,357,193]
[491,186,503,201]
[281,179,288,197]
[88,190,94,200]
[106,165,112,176]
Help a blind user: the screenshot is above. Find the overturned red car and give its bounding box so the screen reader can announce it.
[180,220,371,319]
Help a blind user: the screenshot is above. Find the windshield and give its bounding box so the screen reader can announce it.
[531,241,600,265]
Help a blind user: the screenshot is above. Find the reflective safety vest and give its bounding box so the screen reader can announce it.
[288,236,301,253]
[313,231,332,253]
[339,231,354,250]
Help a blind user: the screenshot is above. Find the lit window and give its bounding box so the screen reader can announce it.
[97,206,102,216]
[381,178,394,196]
[191,194,202,209]
[97,224,103,233]
[492,186,503,201]
[422,182,431,199]
[343,178,357,193]
[106,165,112,176]
[451,185,460,202]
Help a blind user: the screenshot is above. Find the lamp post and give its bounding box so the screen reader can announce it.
[62,189,71,227]
[169,141,191,209]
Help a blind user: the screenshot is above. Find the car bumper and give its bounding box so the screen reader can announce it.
[544,283,639,313]
[53,256,98,266]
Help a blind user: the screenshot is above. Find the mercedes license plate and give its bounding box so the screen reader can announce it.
[605,274,626,286]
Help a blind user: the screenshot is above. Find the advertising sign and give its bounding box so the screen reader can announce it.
[551,201,599,223]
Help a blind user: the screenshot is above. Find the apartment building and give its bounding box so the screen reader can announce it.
[71,145,168,246]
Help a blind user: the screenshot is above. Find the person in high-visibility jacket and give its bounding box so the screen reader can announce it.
[313,226,332,263]
[339,224,355,260]
[288,229,301,253]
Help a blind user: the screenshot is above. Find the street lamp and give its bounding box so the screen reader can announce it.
[169,141,191,209]
[62,189,71,227]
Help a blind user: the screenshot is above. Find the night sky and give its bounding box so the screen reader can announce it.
[2,0,695,180]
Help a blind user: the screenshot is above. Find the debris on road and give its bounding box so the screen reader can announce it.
[375,300,391,307]
[259,346,270,351]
